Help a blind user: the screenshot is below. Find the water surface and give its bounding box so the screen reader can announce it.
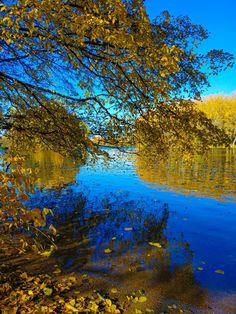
[25,148,236,310]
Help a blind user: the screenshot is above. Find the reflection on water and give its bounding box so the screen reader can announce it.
[5,148,236,311]
[26,189,208,310]
[27,147,236,200]
[25,149,79,188]
[136,148,236,200]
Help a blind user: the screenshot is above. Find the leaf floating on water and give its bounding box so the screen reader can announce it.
[215,269,224,275]
[148,242,162,248]
[197,267,203,271]
[104,248,112,254]
[124,227,133,231]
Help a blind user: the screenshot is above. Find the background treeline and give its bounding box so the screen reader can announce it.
[196,95,236,146]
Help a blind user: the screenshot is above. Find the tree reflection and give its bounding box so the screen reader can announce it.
[136,147,236,200]
[41,190,209,310]
[25,149,79,189]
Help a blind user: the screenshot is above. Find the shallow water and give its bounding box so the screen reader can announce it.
[24,147,236,310]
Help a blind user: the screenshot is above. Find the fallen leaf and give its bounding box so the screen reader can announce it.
[53,268,61,274]
[138,296,147,303]
[104,248,112,254]
[148,242,162,248]
[43,287,53,296]
[215,269,224,275]
[111,288,118,294]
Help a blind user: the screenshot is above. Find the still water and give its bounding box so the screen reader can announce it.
[25,148,236,310]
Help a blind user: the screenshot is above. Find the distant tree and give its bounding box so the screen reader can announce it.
[196,95,236,146]
[0,1,234,158]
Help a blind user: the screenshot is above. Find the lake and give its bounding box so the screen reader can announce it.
[23,147,236,312]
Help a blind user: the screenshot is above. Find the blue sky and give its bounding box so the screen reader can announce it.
[145,0,236,96]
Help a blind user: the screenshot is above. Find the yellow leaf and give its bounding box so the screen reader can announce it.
[111,288,118,294]
[49,224,57,236]
[39,245,55,257]
[105,299,112,307]
[42,207,51,220]
[65,303,79,312]
[43,287,53,296]
[20,272,28,279]
[104,248,112,254]
[215,269,224,275]
[138,296,147,303]
[148,242,162,248]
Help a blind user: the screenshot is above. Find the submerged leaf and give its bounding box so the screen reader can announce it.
[104,248,112,254]
[215,269,224,275]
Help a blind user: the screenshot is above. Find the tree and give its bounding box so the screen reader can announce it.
[0,0,234,159]
[196,95,236,146]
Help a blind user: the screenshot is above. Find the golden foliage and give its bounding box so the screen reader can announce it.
[0,155,56,255]
[196,95,236,145]
[0,271,126,314]
[0,1,234,157]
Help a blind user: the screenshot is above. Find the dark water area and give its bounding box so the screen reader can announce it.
[22,148,236,310]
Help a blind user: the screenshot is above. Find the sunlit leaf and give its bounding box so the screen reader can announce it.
[43,287,53,296]
[104,248,112,254]
[148,242,162,248]
[215,269,225,275]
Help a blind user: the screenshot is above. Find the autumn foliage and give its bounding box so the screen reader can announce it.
[0,0,234,158]
[196,95,236,146]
